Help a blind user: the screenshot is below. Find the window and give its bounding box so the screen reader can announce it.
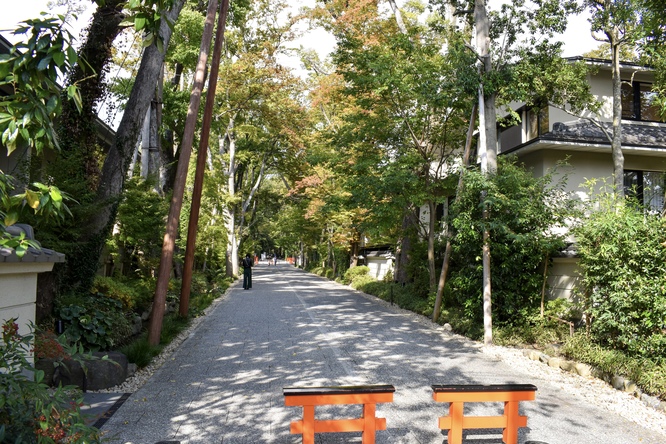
[621,81,663,122]
[526,107,549,140]
[624,170,665,213]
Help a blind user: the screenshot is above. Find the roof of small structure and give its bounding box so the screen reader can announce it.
[0,224,65,263]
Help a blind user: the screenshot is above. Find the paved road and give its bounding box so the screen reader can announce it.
[100,263,666,443]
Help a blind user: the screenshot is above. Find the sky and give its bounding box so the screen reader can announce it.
[0,0,599,56]
[0,1,93,44]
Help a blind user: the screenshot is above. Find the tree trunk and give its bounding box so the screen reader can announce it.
[387,0,407,34]
[50,0,126,292]
[475,0,495,345]
[482,224,492,344]
[94,0,185,234]
[161,63,183,194]
[432,104,477,322]
[141,108,151,179]
[78,0,186,291]
[395,206,418,284]
[180,0,230,317]
[225,206,239,277]
[427,200,437,292]
[610,35,625,199]
[221,115,240,278]
[350,239,359,267]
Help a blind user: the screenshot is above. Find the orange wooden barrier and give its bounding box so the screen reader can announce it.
[432,384,537,444]
[284,385,395,444]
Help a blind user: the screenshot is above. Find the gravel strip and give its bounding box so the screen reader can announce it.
[483,345,666,437]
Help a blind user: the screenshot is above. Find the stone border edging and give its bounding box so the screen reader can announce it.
[521,349,666,413]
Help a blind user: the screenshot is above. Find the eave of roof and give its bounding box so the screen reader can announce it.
[564,56,654,72]
[0,247,66,263]
[502,120,666,158]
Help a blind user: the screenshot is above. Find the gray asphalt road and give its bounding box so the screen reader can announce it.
[100,263,666,443]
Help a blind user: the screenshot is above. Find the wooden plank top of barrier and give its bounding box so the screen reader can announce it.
[284,385,396,396]
[431,384,537,393]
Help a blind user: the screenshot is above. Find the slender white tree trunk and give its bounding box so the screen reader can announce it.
[610,34,624,198]
[476,0,494,345]
[141,109,151,179]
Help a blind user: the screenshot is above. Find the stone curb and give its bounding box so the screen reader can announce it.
[521,349,666,414]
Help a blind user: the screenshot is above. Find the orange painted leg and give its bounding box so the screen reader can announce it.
[503,401,519,444]
[449,402,464,444]
[362,403,377,444]
[302,405,315,444]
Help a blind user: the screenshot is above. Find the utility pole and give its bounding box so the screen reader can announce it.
[180,0,230,317]
[148,0,219,346]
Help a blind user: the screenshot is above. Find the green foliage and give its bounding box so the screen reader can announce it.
[0,319,102,443]
[309,265,342,280]
[119,337,161,368]
[342,265,370,284]
[446,157,573,327]
[0,172,74,257]
[573,189,666,361]
[91,275,141,311]
[118,311,189,369]
[111,177,168,279]
[0,15,82,154]
[492,300,578,348]
[562,333,666,398]
[160,315,190,344]
[56,295,133,351]
[122,0,182,51]
[119,272,229,368]
[353,280,432,317]
[403,239,434,299]
[349,273,376,290]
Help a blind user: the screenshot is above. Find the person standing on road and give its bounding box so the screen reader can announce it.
[242,253,253,289]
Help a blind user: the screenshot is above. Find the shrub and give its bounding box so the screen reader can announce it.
[356,280,390,299]
[355,280,431,316]
[343,266,370,284]
[57,295,133,351]
[91,275,138,311]
[119,337,161,368]
[0,319,102,443]
[446,157,573,327]
[562,333,666,399]
[33,331,69,361]
[349,273,376,289]
[111,177,168,279]
[573,190,666,362]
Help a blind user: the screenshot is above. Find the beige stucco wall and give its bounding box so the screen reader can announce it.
[367,257,393,281]
[519,149,666,200]
[0,262,55,338]
[547,257,582,302]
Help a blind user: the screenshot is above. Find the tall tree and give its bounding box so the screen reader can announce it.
[213,0,306,277]
[586,0,641,199]
[317,0,472,289]
[432,0,589,343]
[91,0,186,274]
